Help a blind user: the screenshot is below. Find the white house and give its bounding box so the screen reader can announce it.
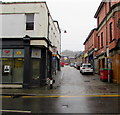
[0,2,61,88]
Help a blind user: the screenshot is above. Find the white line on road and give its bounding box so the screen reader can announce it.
[0,110,31,113]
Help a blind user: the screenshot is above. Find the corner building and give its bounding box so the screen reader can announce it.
[0,2,61,88]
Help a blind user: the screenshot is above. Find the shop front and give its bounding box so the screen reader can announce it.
[1,38,51,88]
[2,49,24,84]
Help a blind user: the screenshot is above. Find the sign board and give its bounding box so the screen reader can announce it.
[52,47,57,55]
[2,49,13,57]
[14,49,24,57]
[52,56,56,61]
[107,58,111,63]
[32,48,41,58]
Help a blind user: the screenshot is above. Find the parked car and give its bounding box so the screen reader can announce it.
[70,63,74,67]
[80,63,93,74]
[64,63,69,66]
[76,62,81,70]
[60,62,65,67]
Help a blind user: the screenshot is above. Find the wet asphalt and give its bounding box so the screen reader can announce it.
[1,66,120,114]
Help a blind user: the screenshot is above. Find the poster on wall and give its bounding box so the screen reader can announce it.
[14,49,24,57]
[4,65,10,73]
[2,49,13,57]
[32,48,41,58]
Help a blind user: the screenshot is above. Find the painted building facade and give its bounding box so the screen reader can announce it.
[0,2,61,88]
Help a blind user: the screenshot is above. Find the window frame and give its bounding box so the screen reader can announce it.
[26,13,34,30]
[109,22,113,42]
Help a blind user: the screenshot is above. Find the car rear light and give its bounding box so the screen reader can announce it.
[91,68,93,69]
[82,68,85,69]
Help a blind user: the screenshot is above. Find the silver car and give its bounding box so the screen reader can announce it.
[80,63,93,74]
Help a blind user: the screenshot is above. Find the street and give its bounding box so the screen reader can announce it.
[2,66,120,114]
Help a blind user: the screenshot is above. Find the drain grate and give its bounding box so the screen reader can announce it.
[62,105,68,109]
[98,87,107,90]
[84,80,90,82]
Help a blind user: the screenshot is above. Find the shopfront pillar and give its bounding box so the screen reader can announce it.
[23,36,32,88]
[40,48,47,86]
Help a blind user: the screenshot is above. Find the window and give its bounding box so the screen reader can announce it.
[101,32,103,48]
[109,0,112,10]
[26,13,34,30]
[98,36,100,49]
[109,22,113,42]
[97,17,99,26]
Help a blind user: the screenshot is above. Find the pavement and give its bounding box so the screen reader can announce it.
[0,70,63,96]
[1,67,120,96]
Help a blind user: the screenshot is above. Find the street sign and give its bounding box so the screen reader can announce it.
[52,56,56,61]
[107,58,111,63]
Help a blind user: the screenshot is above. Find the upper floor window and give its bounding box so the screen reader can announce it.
[26,13,34,30]
[101,32,104,48]
[97,17,99,26]
[109,22,113,42]
[109,0,112,10]
[98,36,100,49]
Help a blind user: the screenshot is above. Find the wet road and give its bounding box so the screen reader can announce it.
[2,66,120,114]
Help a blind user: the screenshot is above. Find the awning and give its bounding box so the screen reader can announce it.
[84,53,88,58]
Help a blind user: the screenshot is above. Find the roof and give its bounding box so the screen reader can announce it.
[94,0,105,18]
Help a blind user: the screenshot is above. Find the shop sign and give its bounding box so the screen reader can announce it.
[2,49,13,57]
[32,48,41,58]
[52,47,57,55]
[52,56,56,61]
[14,49,24,57]
[107,58,111,63]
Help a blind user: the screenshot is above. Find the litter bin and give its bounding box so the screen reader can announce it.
[100,68,112,81]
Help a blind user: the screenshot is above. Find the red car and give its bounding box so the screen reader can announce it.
[60,62,65,67]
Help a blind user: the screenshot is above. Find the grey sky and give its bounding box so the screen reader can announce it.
[2,0,102,51]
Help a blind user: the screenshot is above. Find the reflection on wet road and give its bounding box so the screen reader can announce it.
[2,66,120,114]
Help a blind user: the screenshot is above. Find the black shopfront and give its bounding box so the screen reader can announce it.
[1,37,52,88]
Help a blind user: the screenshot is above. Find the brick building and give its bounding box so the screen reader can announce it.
[84,0,120,83]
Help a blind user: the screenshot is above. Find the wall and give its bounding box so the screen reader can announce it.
[1,2,48,38]
[111,53,120,83]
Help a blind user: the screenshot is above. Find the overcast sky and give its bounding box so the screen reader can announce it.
[2,0,102,51]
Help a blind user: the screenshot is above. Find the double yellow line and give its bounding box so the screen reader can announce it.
[1,94,120,98]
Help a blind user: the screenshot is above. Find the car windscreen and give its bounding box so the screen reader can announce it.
[83,65,92,68]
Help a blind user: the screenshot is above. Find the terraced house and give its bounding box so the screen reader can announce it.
[0,2,61,88]
[84,0,120,83]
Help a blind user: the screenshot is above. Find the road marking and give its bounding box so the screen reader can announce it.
[22,95,120,98]
[1,94,120,98]
[0,109,31,113]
